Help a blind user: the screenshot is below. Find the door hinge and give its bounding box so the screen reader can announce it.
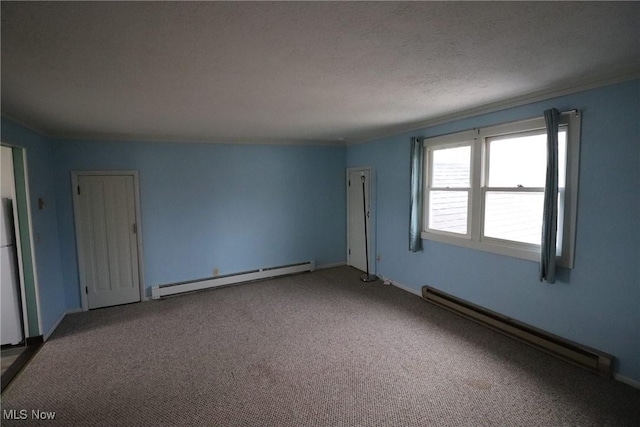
[348,248,351,255]
[77,186,81,195]
[85,286,88,295]
[348,180,350,187]
[132,223,137,234]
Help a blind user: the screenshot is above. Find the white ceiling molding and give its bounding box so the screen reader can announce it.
[1,111,51,139]
[8,70,635,148]
[346,70,640,145]
[49,132,347,147]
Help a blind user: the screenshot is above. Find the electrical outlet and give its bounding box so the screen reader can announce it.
[213,268,219,277]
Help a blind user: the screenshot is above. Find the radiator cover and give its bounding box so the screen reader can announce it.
[422,286,613,377]
[152,261,315,299]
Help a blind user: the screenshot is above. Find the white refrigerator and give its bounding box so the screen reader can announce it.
[1,197,24,345]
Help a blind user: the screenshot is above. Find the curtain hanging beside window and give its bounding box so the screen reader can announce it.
[409,137,424,252]
[540,108,560,283]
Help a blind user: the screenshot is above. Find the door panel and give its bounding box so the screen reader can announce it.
[77,175,140,309]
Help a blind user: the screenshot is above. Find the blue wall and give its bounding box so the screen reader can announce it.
[347,79,640,381]
[53,140,346,307]
[1,118,67,337]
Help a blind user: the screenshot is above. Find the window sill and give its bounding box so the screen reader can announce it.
[420,231,572,268]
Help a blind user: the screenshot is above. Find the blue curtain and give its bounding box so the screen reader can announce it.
[540,108,560,283]
[409,137,424,252]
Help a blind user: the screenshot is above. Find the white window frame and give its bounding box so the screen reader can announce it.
[421,111,580,268]
[424,139,474,239]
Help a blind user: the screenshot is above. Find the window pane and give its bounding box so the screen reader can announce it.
[487,130,566,188]
[483,192,543,244]
[429,191,468,234]
[487,132,545,187]
[431,145,470,187]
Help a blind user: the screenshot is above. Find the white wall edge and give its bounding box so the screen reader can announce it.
[378,274,422,297]
[316,262,347,270]
[20,150,44,337]
[43,308,82,341]
[614,373,640,390]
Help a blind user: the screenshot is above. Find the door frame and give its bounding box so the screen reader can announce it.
[346,167,376,273]
[1,144,42,339]
[71,170,146,311]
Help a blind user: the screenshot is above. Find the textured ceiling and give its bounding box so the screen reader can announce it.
[1,1,639,144]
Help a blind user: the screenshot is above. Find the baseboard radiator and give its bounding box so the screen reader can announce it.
[152,261,315,299]
[422,286,613,377]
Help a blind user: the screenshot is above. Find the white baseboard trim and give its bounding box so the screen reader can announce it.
[378,274,422,297]
[43,308,82,341]
[614,373,640,390]
[316,261,347,270]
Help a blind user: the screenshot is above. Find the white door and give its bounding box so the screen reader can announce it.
[347,169,373,273]
[75,175,140,309]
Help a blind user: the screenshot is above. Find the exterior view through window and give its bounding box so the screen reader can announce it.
[422,113,580,267]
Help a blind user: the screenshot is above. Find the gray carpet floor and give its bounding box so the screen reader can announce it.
[1,266,639,426]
